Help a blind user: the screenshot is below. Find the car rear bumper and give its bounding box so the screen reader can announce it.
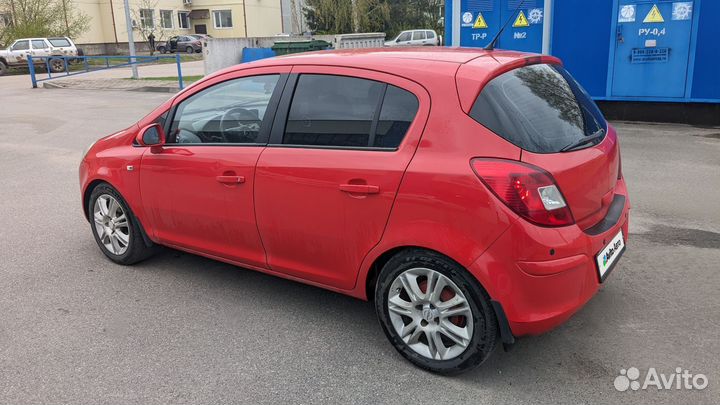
[468,179,630,337]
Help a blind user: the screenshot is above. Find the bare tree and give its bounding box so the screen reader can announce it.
[130,0,175,55]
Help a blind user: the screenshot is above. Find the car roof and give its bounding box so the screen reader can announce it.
[244,47,534,68]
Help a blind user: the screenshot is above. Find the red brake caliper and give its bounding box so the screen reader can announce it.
[418,280,465,327]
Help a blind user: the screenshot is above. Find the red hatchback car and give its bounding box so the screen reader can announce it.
[79,48,630,374]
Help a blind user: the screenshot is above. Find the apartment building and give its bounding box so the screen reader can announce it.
[74,0,282,45]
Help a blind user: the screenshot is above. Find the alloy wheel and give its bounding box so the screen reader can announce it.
[387,268,474,361]
[93,194,130,255]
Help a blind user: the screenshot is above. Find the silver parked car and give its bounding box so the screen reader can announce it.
[385,30,441,47]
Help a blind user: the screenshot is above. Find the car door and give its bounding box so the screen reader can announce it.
[254,67,429,289]
[411,30,427,45]
[9,40,30,63]
[395,31,412,46]
[139,67,290,269]
[30,39,51,58]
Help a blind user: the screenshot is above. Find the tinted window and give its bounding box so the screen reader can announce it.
[470,64,606,153]
[397,32,411,41]
[284,75,384,147]
[31,40,48,49]
[13,40,29,50]
[169,75,279,144]
[412,31,426,40]
[374,85,419,148]
[48,38,71,47]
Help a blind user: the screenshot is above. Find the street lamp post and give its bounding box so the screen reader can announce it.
[123,0,139,79]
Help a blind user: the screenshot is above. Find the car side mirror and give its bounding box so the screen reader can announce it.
[136,123,165,147]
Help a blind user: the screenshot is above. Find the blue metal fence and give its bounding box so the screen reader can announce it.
[27,54,185,90]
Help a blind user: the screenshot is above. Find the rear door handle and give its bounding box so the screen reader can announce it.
[216,175,245,184]
[339,184,380,194]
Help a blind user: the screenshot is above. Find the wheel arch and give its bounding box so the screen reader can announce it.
[363,245,472,302]
[83,179,154,247]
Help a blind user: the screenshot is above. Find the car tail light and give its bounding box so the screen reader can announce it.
[617,151,623,180]
[471,158,575,227]
[193,41,201,45]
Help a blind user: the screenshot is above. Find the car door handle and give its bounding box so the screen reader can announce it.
[216,175,245,184]
[339,184,380,194]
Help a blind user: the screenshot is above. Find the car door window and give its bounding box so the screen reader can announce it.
[169,75,280,144]
[284,75,383,147]
[397,32,411,42]
[425,31,435,39]
[13,40,29,51]
[31,40,48,49]
[374,85,419,148]
[412,31,426,41]
[282,74,418,149]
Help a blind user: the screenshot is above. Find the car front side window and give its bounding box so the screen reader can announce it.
[13,40,29,51]
[168,75,280,145]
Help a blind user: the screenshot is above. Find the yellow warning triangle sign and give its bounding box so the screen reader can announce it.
[473,12,488,29]
[643,4,665,23]
[513,10,530,28]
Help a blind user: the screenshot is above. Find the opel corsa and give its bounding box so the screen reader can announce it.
[79,48,630,374]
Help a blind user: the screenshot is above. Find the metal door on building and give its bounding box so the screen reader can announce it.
[611,1,695,98]
[458,0,544,52]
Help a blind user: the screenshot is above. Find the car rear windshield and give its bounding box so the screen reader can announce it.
[48,38,71,47]
[470,64,606,154]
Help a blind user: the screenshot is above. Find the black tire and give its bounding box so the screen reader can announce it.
[374,249,498,375]
[158,46,167,54]
[185,46,194,54]
[0,61,7,76]
[88,183,156,265]
[49,58,66,73]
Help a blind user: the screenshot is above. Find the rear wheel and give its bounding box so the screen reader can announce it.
[186,46,194,54]
[49,58,66,73]
[88,184,155,265]
[158,46,167,54]
[375,249,498,374]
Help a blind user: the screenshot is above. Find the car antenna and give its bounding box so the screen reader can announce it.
[484,0,526,51]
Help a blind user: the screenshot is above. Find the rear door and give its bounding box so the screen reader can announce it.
[411,30,427,45]
[254,67,429,289]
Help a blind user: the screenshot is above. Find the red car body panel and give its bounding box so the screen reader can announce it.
[80,47,630,338]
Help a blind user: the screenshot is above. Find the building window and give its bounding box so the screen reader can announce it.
[160,10,173,29]
[140,9,155,28]
[177,11,189,29]
[213,10,232,29]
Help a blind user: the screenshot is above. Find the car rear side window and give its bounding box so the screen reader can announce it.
[48,38,71,47]
[283,74,418,149]
[470,64,606,154]
[374,85,419,148]
[31,40,48,49]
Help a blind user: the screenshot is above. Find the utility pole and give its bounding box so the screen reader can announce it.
[123,0,139,79]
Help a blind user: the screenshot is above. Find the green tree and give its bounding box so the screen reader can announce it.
[356,0,391,33]
[0,0,89,46]
[303,0,353,34]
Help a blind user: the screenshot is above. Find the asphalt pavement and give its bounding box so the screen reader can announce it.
[1,72,719,404]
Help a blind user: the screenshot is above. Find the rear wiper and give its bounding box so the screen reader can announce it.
[560,129,606,152]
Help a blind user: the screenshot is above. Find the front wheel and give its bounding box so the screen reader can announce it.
[375,249,498,374]
[88,184,155,265]
[0,61,7,76]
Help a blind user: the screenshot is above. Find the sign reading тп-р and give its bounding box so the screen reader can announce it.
[460,0,544,53]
